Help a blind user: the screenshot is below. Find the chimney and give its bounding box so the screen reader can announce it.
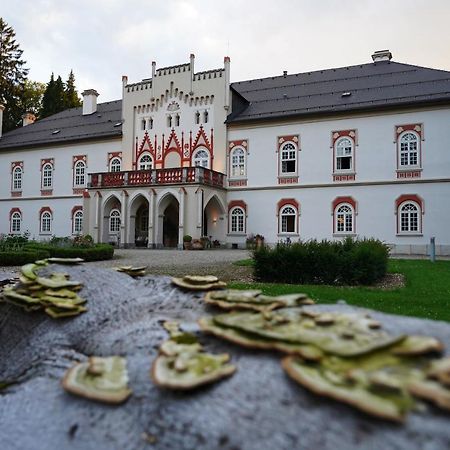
[0,104,4,138]
[22,112,36,127]
[372,50,392,62]
[81,89,99,115]
[283,70,288,78]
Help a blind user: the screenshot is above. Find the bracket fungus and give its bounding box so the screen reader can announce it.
[171,275,226,291]
[62,356,132,404]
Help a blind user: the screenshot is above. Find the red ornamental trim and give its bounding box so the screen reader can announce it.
[11,191,22,198]
[11,161,24,173]
[277,198,299,213]
[331,130,357,147]
[397,170,421,179]
[333,174,356,182]
[228,200,247,213]
[164,129,182,155]
[73,155,87,165]
[10,207,21,218]
[395,194,424,212]
[108,152,122,162]
[228,139,248,153]
[228,179,247,187]
[39,206,53,216]
[83,190,91,198]
[71,205,83,215]
[278,177,298,185]
[395,124,423,141]
[332,196,357,212]
[73,188,84,195]
[137,132,156,161]
[41,158,54,168]
[278,135,299,151]
[41,190,53,196]
[192,126,211,149]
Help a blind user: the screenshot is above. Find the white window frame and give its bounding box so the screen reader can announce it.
[399,132,420,168]
[12,166,22,191]
[398,201,421,234]
[193,148,210,169]
[74,160,86,187]
[40,211,52,234]
[138,154,153,170]
[42,163,53,189]
[110,157,122,172]
[73,210,83,234]
[335,137,354,173]
[280,142,297,175]
[230,207,245,234]
[280,205,297,234]
[109,209,121,233]
[335,203,354,234]
[230,147,246,178]
[11,212,22,233]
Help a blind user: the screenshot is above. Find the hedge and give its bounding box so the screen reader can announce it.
[0,250,51,266]
[253,238,389,285]
[23,243,114,262]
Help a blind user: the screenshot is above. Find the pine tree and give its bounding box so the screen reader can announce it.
[53,75,65,113]
[41,73,56,118]
[0,17,29,132]
[64,70,81,109]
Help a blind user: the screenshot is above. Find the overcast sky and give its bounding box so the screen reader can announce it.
[4,0,450,102]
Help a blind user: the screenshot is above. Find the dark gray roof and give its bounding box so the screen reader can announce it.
[227,61,450,123]
[0,100,122,150]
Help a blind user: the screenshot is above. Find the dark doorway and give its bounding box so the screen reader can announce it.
[135,204,149,247]
[163,202,179,247]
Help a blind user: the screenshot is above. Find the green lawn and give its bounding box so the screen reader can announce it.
[230,259,450,322]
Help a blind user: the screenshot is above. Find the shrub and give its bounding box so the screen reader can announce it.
[23,243,114,262]
[0,249,50,266]
[253,237,389,285]
[183,235,192,242]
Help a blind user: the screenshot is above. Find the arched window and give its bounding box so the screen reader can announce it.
[175,114,180,127]
[73,210,83,234]
[42,163,53,188]
[335,137,353,171]
[230,207,245,233]
[74,160,86,186]
[40,211,52,233]
[335,204,354,233]
[141,119,146,130]
[138,154,153,170]
[148,118,153,130]
[204,110,209,124]
[167,115,172,128]
[399,202,420,233]
[230,147,246,178]
[11,212,21,233]
[280,205,297,233]
[12,166,22,190]
[110,157,122,172]
[109,209,121,233]
[399,132,419,167]
[195,111,200,125]
[280,142,297,174]
[193,148,210,168]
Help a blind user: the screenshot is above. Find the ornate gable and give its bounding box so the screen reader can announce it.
[164,129,182,154]
[192,125,211,150]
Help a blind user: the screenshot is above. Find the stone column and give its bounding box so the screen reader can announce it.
[196,188,203,237]
[147,189,155,248]
[178,188,186,249]
[120,190,128,247]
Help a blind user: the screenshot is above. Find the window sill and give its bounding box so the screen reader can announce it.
[396,233,423,237]
[277,233,299,237]
[333,233,357,237]
[39,232,52,236]
[396,167,422,172]
[332,171,355,176]
[227,233,246,237]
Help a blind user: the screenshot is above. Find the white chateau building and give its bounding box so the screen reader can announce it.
[1,50,450,255]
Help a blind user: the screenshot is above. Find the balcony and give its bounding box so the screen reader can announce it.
[88,167,226,189]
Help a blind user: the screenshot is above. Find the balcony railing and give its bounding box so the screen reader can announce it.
[88,167,226,189]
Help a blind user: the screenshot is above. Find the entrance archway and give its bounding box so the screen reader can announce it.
[129,194,149,247]
[102,194,122,245]
[163,201,179,247]
[203,194,226,244]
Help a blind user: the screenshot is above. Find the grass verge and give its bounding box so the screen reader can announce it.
[229,259,450,322]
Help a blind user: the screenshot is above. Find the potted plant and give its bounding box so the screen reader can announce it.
[183,235,193,250]
[191,239,204,250]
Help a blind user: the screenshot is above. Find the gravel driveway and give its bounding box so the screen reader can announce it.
[88,248,253,282]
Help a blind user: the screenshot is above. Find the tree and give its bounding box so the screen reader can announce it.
[64,70,81,109]
[0,17,29,132]
[20,79,46,116]
[40,73,56,118]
